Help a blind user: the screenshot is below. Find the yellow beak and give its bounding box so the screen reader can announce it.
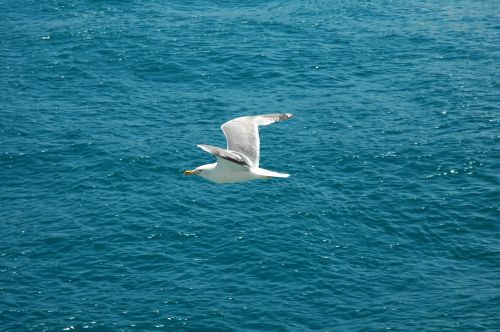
[184,170,196,175]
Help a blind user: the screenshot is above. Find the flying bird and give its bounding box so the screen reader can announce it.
[184,113,293,183]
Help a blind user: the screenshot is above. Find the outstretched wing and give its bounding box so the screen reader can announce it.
[197,144,252,167]
[220,113,293,167]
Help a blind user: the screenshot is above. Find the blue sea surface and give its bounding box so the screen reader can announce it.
[1,0,499,331]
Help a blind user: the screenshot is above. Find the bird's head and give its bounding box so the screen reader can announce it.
[184,163,215,176]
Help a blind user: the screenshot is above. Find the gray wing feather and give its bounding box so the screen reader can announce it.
[220,113,293,167]
[197,144,252,167]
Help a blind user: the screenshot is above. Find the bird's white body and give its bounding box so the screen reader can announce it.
[198,160,290,184]
[185,113,293,184]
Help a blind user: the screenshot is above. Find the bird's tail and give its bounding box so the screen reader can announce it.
[254,168,290,179]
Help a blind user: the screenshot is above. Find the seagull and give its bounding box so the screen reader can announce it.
[184,113,293,184]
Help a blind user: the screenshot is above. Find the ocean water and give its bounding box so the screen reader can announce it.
[1,0,499,330]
